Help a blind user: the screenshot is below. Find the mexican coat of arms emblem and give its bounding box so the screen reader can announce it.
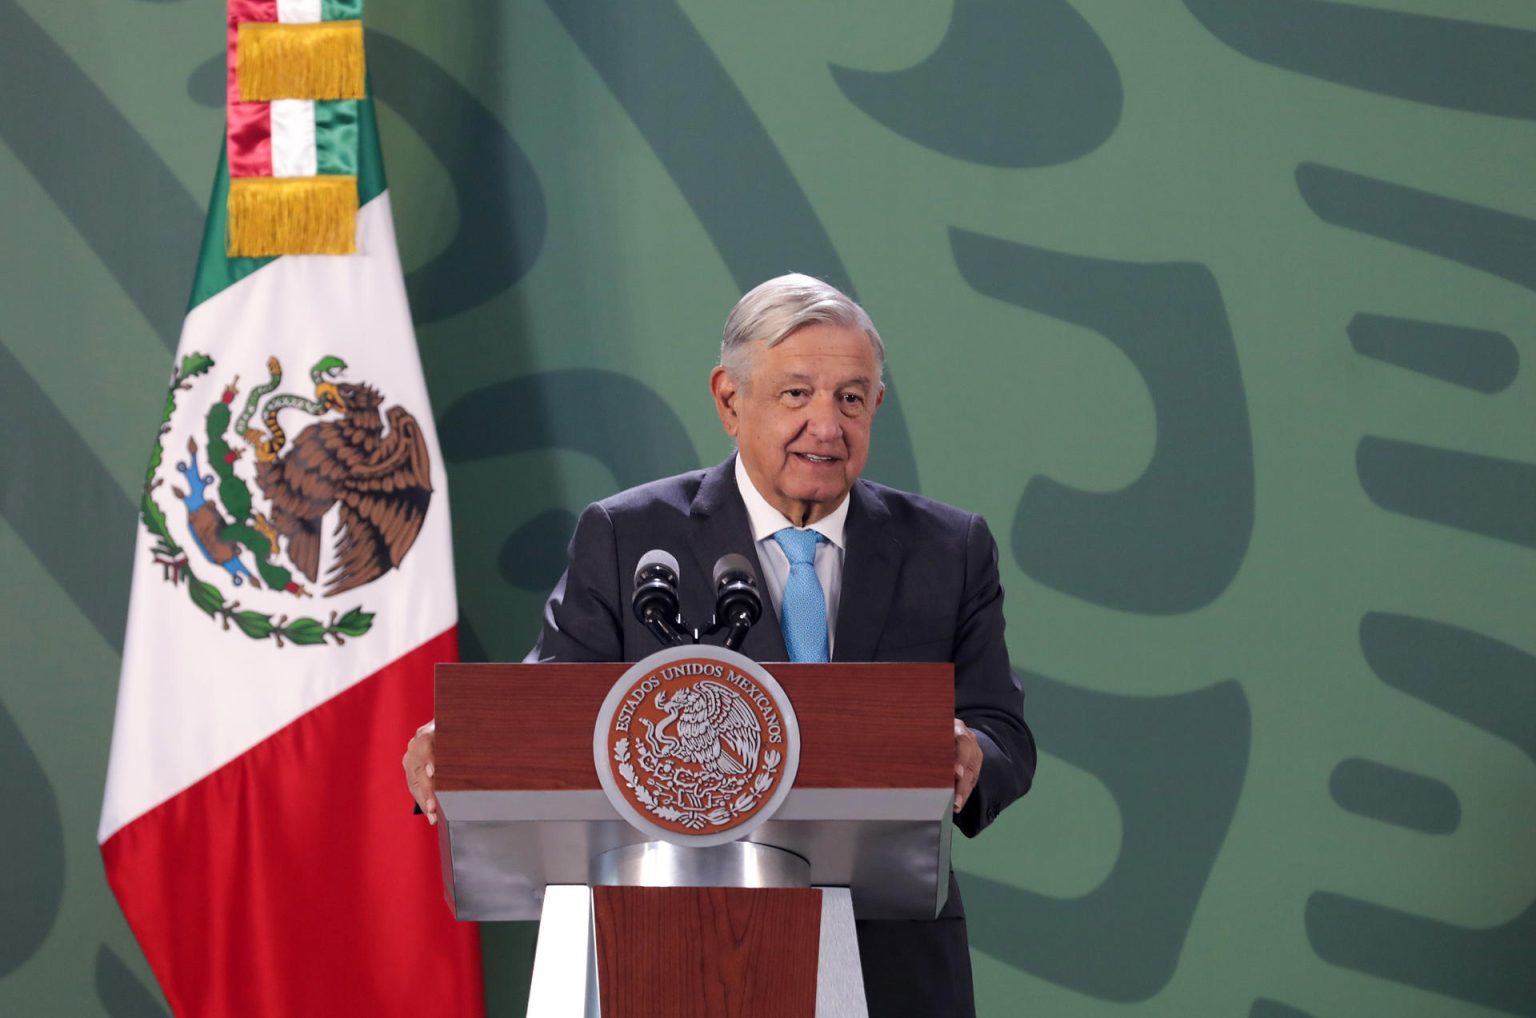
[139,351,432,646]
[594,646,802,846]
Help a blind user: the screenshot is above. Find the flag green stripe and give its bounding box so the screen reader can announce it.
[188,90,385,313]
[316,100,359,176]
[322,0,363,21]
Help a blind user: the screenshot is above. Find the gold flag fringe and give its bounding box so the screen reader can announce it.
[238,21,365,101]
[227,176,358,256]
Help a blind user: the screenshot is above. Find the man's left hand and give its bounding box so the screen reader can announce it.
[953,718,982,813]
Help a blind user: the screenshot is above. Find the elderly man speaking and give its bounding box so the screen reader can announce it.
[406,273,1036,1016]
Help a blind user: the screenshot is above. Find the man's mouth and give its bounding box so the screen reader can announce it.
[795,453,838,464]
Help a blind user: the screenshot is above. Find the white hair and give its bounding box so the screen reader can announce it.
[719,273,885,383]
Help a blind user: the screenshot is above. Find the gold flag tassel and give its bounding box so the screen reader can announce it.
[227,176,358,257]
[238,20,366,101]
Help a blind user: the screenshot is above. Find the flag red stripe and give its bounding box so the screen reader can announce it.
[225,101,272,178]
[101,627,484,1017]
[226,0,276,177]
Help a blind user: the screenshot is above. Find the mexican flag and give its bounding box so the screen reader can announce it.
[97,69,484,1018]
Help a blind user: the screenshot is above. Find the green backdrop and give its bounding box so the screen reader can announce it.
[2,1,1533,1015]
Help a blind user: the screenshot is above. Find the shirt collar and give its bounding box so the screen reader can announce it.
[733,454,849,550]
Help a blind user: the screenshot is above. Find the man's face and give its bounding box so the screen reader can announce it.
[710,322,884,526]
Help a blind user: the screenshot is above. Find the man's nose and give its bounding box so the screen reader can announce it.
[804,396,843,440]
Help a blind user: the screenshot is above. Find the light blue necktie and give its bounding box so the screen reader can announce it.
[772,528,829,663]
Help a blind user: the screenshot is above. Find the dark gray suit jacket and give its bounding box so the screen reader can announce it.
[526,456,1036,1016]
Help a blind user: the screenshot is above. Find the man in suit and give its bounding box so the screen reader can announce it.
[406,273,1035,1016]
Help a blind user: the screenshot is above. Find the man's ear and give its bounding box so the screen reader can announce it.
[709,366,739,437]
[872,382,886,414]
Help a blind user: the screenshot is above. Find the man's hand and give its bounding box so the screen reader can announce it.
[953,718,982,813]
[403,720,439,825]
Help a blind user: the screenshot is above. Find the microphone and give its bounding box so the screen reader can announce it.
[632,550,686,646]
[712,553,762,651]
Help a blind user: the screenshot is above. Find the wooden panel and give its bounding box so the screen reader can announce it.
[592,886,820,1018]
[786,664,953,788]
[434,662,953,792]
[435,663,613,791]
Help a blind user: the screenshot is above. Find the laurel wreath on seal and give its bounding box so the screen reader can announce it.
[139,353,374,646]
[614,737,782,830]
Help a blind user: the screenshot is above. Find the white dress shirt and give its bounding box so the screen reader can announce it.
[734,455,848,655]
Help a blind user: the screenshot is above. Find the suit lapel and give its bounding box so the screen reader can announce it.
[833,480,901,663]
[689,456,790,662]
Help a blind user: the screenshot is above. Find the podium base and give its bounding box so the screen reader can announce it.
[526,885,867,1018]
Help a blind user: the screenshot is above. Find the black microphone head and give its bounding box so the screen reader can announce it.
[634,548,680,589]
[632,550,686,646]
[712,552,758,592]
[712,553,762,631]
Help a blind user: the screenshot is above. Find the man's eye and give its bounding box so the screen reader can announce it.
[782,388,809,401]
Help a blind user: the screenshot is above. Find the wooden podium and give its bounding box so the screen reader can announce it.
[433,660,955,1017]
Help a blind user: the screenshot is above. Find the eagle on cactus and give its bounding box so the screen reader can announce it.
[243,356,433,597]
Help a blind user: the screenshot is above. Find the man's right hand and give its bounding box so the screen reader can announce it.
[403,720,438,825]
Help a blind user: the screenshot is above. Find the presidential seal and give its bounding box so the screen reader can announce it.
[594,645,801,847]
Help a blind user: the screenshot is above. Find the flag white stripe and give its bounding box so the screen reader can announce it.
[270,99,318,178]
[277,0,322,24]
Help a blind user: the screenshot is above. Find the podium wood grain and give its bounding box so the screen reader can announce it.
[593,886,820,1018]
[434,662,954,792]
